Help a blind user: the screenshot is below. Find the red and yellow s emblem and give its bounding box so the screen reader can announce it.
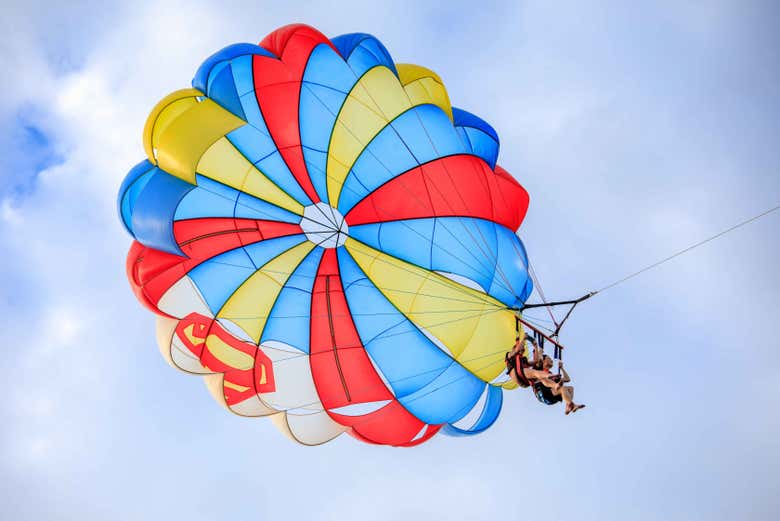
[175,313,276,405]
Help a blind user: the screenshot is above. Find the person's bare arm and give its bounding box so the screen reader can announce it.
[525,336,539,364]
[509,336,522,357]
[523,367,544,380]
[559,363,571,383]
[519,331,530,346]
[512,331,534,358]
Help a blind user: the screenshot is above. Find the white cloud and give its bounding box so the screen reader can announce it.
[1,198,23,225]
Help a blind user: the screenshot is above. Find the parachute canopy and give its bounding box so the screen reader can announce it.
[118,24,533,446]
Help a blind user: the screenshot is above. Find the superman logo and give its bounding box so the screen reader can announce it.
[175,312,276,405]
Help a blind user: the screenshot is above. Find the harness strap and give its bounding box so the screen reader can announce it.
[534,330,545,352]
[515,353,533,388]
[504,352,532,388]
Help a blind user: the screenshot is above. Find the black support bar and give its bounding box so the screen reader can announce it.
[516,291,596,312]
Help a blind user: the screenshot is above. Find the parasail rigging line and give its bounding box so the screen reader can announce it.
[506,235,561,331]
[510,204,780,331]
[406,104,522,298]
[594,203,780,293]
[527,261,560,330]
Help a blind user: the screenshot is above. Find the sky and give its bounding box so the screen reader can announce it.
[1,1,778,519]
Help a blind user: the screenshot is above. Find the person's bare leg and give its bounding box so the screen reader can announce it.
[561,386,585,414]
[560,385,574,412]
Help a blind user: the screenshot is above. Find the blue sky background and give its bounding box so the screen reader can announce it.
[1,1,778,519]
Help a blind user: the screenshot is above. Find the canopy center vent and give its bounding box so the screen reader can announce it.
[301,203,349,249]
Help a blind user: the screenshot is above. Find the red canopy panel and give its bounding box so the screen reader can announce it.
[345,155,529,232]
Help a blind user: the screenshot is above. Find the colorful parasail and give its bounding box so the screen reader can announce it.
[118,24,534,446]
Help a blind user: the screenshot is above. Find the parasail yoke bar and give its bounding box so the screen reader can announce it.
[517,291,596,311]
[509,291,596,349]
[516,318,567,352]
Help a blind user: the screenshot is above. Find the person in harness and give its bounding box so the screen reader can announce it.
[532,355,586,415]
[505,330,586,415]
[504,331,548,388]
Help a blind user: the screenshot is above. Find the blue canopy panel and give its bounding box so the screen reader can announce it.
[491,225,534,307]
[452,107,499,169]
[220,125,312,208]
[399,362,487,426]
[299,43,359,205]
[174,175,301,224]
[119,159,157,235]
[187,234,306,314]
[261,247,325,353]
[201,59,246,120]
[330,33,398,78]
[337,248,487,426]
[119,160,194,256]
[192,42,276,100]
[337,104,467,215]
[441,384,503,437]
[349,217,531,308]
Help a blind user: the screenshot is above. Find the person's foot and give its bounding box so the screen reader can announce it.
[570,404,586,414]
